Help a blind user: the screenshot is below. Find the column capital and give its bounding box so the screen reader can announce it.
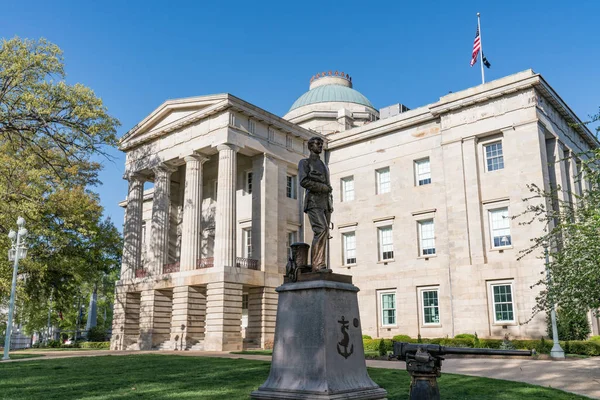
[152,163,178,176]
[184,154,210,164]
[216,143,240,153]
[123,172,146,182]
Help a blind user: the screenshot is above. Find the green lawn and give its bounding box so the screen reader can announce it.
[2,354,45,360]
[0,355,586,399]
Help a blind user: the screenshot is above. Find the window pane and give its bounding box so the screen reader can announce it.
[490,207,511,247]
[377,167,391,194]
[379,226,394,260]
[485,142,505,172]
[492,285,514,322]
[381,293,396,325]
[416,159,431,186]
[342,176,355,202]
[422,290,440,324]
[419,220,435,255]
[343,232,356,264]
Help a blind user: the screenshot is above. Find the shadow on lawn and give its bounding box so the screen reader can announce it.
[0,355,587,400]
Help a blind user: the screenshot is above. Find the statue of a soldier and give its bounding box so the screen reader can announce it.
[298,136,333,272]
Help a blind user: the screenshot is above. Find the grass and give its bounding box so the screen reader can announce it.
[230,350,273,355]
[2,354,45,360]
[0,354,587,400]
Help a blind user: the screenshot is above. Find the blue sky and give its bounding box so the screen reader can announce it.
[2,0,599,230]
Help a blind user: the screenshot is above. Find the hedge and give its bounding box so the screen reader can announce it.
[362,337,600,356]
[80,342,110,349]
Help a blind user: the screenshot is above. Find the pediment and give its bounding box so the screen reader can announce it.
[119,94,230,150]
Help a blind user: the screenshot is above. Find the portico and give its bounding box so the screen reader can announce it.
[111,94,319,351]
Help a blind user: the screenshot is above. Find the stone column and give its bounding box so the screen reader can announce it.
[121,173,145,280]
[180,155,209,271]
[246,286,278,349]
[204,281,243,351]
[170,285,206,350]
[214,144,238,268]
[149,164,176,275]
[461,137,486,264]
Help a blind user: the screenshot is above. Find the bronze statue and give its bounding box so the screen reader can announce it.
[298,136,333,271]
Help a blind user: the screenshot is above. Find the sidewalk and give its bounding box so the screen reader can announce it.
[4,350,599,399]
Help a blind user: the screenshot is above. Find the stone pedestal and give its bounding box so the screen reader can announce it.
[251,273,387,400]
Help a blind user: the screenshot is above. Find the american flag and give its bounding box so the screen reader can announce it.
[470,26,481,67]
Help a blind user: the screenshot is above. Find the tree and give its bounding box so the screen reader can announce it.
[518,145,600,321]
[0,37,122,336]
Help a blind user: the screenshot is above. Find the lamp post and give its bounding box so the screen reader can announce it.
[3,217,28,360]
[545,245,565,359]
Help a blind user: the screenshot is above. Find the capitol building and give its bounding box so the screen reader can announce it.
[110,69,599,352]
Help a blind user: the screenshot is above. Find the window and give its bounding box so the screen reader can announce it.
[376,167,391,194]
[380,292,396,326]
[242,228,252,258]
[485,142,504,172]
[287,231,298,258]
[418,219,436,256]
[213,180,218,200]
[268,128,275,142]
[286,175,297,199]
[415,158,431,186]
[422,289,440,325]
[286,135,293,149]
[342,232,356,265]
[248,119,255,134]
[492,284,514,322]
[245,171,253,194]
[242,294,249,310]
[341,176,355,202]
[378,226,394,261]
[489,207,511,248]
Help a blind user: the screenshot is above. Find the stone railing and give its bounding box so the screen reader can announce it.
[196,257,214,269]
[163,261,180,274]
[134,268,147,278]
[236,257,260,270]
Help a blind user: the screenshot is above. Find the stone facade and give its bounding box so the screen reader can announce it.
[111,70,599,352]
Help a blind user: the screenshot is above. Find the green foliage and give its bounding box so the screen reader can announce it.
[590,335,600,342]
[363,339,392,353]
[391,334,412,342]
[455,333,475,339]
[46,339,61,348]
[0,37,122,336]
[378,339,387,356]
[500,334,516,350]
[361,335,372,340]
[518,148,600,319]
[417,334,422,343]
[86,326,107,342]
[473,332,480,347]
[548,309,591,341]
[80,341,109,349]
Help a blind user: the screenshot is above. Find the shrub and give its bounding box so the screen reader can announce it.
[47,339,61,348]
[363,339,392,353]
[378,339,387,356]
[478,339,502,349]
[417,334,422,343]
[80,341,110,349]
[362,335,372,340]
[548,309,591,341]
[500,334,515,350]
[86,326,107,342]
[566,340,600,356]
[454,334,475,339]
[473,332,480,347]
[391,334,412,342]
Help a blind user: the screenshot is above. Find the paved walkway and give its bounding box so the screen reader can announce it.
[3,350,599,399]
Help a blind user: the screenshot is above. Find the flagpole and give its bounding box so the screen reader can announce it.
[477,12,485,84]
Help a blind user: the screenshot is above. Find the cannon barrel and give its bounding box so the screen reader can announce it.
[392,342,532,360]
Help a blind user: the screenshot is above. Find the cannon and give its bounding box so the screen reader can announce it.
[390,342,533,400]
